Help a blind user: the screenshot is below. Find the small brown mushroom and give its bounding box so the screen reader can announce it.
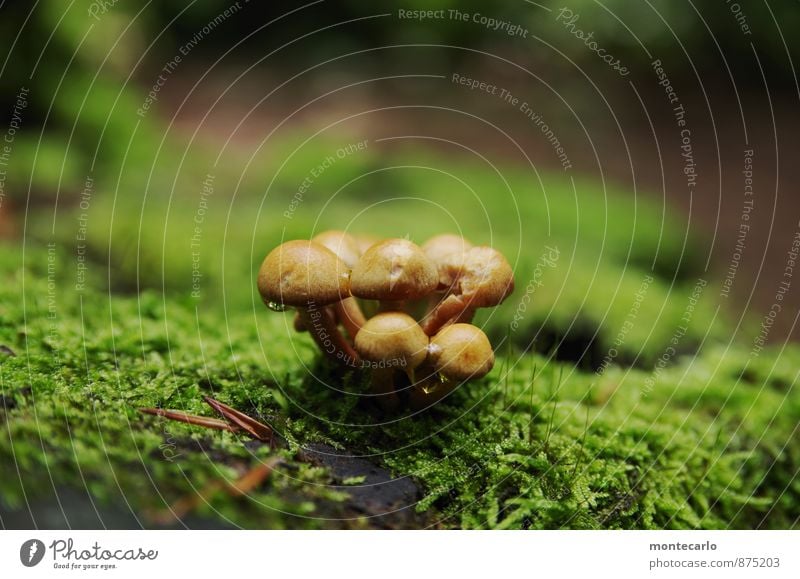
[258,240,359,365]
[409,324,495,409]
[354,312,429,408]
[421,234,473,322]
[350,238,438,311]
[422,246,514,335]
[422,234,473,291]
[311,230,367,341]
[312,230,362,269]
[427,323,495,381]
[355,312,429,378]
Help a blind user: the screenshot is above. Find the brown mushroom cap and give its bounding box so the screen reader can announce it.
[257,240,350,307]
[354,233,381,254]
[427,323,495,381]
[422,234,472,263]
[350,238,438,301]
[312,230,362,269]
[354,312,429,370]
[458,246,515,307]
[422,234,472,289]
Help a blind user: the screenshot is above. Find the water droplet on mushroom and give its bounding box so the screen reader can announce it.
[422,381,439,395]
[267,301,286,312]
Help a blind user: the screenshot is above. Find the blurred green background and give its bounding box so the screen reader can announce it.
[1,1,798,529]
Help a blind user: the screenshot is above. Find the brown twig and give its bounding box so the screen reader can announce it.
[138,407,239,433]
[139,396,283,525]
[148,457,281,524]
[139,397,276,446]
[202,396,276,445]
[225,458,281,497]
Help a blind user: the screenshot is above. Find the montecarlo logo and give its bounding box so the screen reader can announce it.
[25,538,159,569]
[20,539,46,567]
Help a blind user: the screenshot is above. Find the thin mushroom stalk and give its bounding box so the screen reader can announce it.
[422,294,469,334]
[367,366,400,411]
[333,297,366,342]
[293,302,361,340]
[299,301,361,365]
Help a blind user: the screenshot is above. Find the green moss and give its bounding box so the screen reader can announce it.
[27,137,723,367]
[2,1,796,529]
[1,244,797,529]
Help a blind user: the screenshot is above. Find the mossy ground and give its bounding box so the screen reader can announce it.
[1,237,798,529]
[2,1,798,531]
[2,134,798,529]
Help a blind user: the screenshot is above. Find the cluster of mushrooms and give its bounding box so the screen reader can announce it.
[257,232,514,410]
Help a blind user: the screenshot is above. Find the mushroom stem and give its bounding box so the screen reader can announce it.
[422,294,468,335]
[293,311,307,332]
[369,367,400,411]
[377,299,407,313]
[298,304,361,366]
[333,297,366,342]
[453,305,477,325]
[402,362,417,385]
[408,367,453,409]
